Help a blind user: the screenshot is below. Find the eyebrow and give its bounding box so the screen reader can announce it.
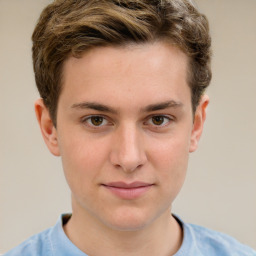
[142,100,183,112]
[71,102,118,114]
[71,100,183,114]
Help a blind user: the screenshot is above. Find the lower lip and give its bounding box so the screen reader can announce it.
[103,185,153,200]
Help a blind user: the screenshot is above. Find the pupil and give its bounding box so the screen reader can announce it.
[91,116,103,126]
[152,116,164,125]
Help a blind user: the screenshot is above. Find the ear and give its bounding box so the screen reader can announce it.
[34,98,60,156]
[189,95,209,153]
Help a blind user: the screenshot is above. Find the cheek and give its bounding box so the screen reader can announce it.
[150,132,190,168]
[149,134,190,194]
[58,133,110,192]
[59,130,107,166]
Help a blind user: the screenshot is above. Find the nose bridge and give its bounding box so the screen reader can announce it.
[110,122,146,172]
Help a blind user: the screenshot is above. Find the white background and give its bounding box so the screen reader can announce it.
[1,0,256,253]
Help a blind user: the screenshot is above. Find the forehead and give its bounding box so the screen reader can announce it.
[64,42,188,79]
[60,42,191,111]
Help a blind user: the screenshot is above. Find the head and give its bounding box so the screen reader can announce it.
[32,0,211,127]
[33,0,211,234]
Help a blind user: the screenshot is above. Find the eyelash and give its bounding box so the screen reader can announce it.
[81,115,111,128]
[145,115,173,127]
[81,115,174,129]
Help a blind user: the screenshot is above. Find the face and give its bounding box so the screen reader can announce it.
[36,42,208,231]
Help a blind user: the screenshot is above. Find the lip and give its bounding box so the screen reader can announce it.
[102,181,154,200]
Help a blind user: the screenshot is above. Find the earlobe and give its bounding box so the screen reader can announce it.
[34,99,60,156]
[189,95,209,153]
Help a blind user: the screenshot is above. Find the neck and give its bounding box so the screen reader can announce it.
[63,207,183,256]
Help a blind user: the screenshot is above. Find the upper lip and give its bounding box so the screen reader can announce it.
[103,181,153,188]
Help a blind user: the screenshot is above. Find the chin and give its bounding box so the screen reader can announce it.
[107,220,150,232]
[101,208,157,232]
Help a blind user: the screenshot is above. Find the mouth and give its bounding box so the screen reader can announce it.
[101,181,154,200]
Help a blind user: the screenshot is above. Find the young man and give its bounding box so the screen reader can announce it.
[4,0,256,255]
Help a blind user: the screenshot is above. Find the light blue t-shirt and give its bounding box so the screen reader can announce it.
[4,214,256,256]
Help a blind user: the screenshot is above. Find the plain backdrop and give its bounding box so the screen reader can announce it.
[0,0,256,253]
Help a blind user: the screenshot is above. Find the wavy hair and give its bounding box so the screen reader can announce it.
[32,0,212,126]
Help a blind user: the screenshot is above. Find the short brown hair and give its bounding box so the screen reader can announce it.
[32,0,212,126]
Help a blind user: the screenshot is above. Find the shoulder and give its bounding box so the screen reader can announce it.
[3,228,53,256]
[3,214,87,256]
[184,222,256,256]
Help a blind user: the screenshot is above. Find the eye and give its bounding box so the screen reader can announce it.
[147,115,172,127]
[82,115,109,127]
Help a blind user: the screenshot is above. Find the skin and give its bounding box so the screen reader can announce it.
[35,42,209,256]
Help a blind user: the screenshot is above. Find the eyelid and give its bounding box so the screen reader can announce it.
[81,115,112,128]
[144,114,174,127]
[80,114,174,130]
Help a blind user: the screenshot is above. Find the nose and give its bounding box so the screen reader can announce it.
[110,124,147,173]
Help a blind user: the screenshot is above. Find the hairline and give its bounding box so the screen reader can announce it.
[52,39,195,127]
